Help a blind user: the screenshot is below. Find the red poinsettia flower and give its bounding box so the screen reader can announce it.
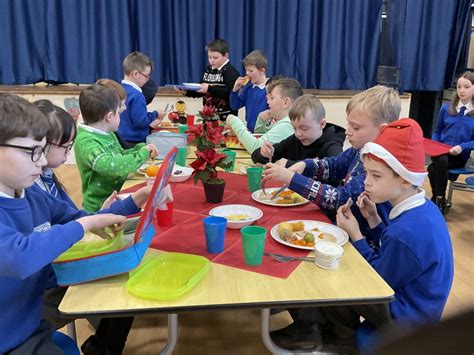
[200,103,217,119]
[205,122,225,145]
[195,149,226,168]
[187,124,205,143]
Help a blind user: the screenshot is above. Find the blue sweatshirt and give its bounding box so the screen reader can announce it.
[354,192,454,325]
[229,84,268,132]
[0,187,139,352]
[118,83,158,143]
[432,103,474,160]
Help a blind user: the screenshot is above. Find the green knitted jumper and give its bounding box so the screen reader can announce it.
[74,125,150,212]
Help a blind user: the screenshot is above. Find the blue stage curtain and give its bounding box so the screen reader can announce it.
[0,0,47,84]
[134,0,217,85]
[217,0,382,89]
[44,0,135,84]
[387,0,472,91]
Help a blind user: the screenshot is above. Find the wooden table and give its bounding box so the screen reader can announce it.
[60,167,393,354]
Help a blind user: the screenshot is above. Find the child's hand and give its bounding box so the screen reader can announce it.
[356,192,381,228]
[146,144,158,159]
[131,185,153,208]
[233,77,248,91]
[275,158,288,167]
[288,161,306,174]
[77,214,127,239]
[101,191,118,210]
[336,205,363,242]
[262,163,294,185]
[149,118,162,130]
[449,145,462,155]
[197,83,209,94]
[261,140,274,159]
[259,110,273,122]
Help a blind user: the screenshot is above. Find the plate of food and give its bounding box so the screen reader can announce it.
[182,83,202,89]
[251,187,309,207]
[270,220,349,250]
[158,121,179,129]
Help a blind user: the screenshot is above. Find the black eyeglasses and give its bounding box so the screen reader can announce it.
[48,141,74,155]
[138,71,150,80]
[0,143,48,162]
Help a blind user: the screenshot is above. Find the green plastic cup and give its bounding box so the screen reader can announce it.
[221,149,236,172]
[178,124,188,134]
[241,226,267,266]
[176,146,187,166]
[246,167,263,192]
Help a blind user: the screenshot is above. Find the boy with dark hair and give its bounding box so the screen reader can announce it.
[251,94,345,167]
[185,38,240,121]
[230,49,269,132]
[0,93,145,354]
[118,51,163,147]
[75,84,158,212]
[226,77,304,153]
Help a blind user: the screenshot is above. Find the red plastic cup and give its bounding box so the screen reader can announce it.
[156,201,174,226]
[186,114,195,126]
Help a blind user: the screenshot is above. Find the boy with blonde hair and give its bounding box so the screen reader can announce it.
[252,94,345,167]
[263,85,401,214]
[75,84,158,212]
[230,49,269,132]
[226,77,303,153]
[118,51,163,147]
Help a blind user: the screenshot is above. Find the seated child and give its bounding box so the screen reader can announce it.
[427,71,474,213]
[33,99,138,354]
[230,49,269,132]
[185,39,239,121]
[118,51,163,147]
[251,94,345,167]
[252,75,285,134]
[271,119,454,353]
[0,93,148,354]
[226,77,303,154]
[75,84,158,212]
[262,85,400,219]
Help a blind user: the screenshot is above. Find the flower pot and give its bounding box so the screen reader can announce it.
[203,181,226,203]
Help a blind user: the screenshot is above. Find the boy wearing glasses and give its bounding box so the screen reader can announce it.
[118,51,164,147]
[75,85,158,212]
[0,93,148,354]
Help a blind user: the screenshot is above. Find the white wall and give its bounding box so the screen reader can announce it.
[18,92,411,163]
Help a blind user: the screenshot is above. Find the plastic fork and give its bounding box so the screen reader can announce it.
[263,252,315,263]
[261,139,274,195]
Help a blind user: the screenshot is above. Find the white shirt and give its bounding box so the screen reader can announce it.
[121,79,142,93]
[456,101,472,114]
[389,188,426,220]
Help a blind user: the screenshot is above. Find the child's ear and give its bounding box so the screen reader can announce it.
[283,97,292,108]
[320,119,327,129]
[105,111,114,122]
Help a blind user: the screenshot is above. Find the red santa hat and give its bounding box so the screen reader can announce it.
[361,118,427,186]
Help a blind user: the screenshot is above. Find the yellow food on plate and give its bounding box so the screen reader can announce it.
[289,221,305,231]
[226,214,251,221]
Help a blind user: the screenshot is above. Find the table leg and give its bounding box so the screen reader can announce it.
[260,308,336,355]
[159,314,178,355]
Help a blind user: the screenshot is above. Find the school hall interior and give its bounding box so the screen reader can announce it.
[0,0,473,354]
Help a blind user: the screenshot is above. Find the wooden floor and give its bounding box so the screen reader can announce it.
[55,165,474,354]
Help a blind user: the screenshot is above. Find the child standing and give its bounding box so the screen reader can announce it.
[230,50,269,132]
[185,39,239,121]
[225,77,303,153]
[251,94,345,167]
[0,93,141,354]
[75,84,158,212]
[262,85,400,218]
[428,71,474,213]
[118,51,163,147]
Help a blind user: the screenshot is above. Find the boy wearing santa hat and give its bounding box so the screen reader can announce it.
[271,119,454,353]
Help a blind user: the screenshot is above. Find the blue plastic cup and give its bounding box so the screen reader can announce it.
[203,216,227,253]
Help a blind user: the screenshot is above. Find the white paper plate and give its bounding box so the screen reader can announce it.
[251,187,309,207]
[182,83,202,89]
[270,220,349,250]
[209,204,263,229]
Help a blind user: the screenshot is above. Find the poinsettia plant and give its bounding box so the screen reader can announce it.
[188,100,232,185]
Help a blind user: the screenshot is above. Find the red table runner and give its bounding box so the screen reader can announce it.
[122,172,331,279]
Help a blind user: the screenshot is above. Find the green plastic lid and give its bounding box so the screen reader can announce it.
[126,253,210,301]
[55,231,127,262]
